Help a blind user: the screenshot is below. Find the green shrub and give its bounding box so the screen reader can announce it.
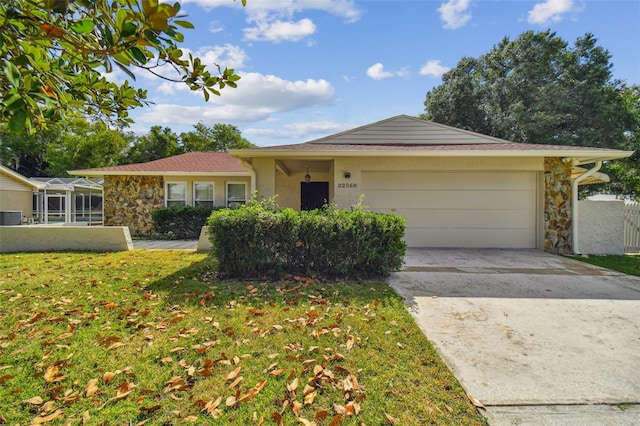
[152,206,225,239]
[208,199,406,278]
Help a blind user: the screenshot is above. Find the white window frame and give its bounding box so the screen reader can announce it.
[226,182,247,208]
[165,181,187,207]
[193,181,215,207]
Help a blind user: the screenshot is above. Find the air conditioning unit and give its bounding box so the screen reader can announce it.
[0,211,22,226]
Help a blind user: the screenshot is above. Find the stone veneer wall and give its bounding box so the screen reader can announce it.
[544,158,572,254]
[103,176,164,236]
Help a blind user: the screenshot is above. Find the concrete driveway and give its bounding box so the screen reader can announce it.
[388,249,640,425]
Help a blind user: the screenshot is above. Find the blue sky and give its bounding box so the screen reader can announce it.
[119,0,640,146]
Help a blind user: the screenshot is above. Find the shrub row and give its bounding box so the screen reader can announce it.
[152,206,225,239]
[207,200,407,278]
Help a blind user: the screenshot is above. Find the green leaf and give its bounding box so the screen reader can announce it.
[129,47,147,64]
[3,60,21,88]
[71,19,95,34]
[114,61,136,81]
[8,109,27,132]
[174,20,194,29]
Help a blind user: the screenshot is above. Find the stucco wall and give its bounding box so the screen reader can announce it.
[544,158,573,254]
[0,173,34,220]
[577,200,625,255]
[0,226,133,252]
[104,176,164,236]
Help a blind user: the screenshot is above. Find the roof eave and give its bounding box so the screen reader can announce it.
[229,149,634,161]
[68,171,251,177]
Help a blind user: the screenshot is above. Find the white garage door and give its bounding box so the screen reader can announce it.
[362,171,538,248]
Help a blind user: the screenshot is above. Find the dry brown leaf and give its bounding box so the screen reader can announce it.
[41,401,56,413]
[287,377,299,393]
[254,379,267,393]
[303,391,316,405]
[85,379,99,397]
[43,366,59,383]
[327,416,342,426]
[226,366,241,381]
[140,405,161,413]
[384,413,399,425]
[23,396,44,405]
[292,400,303,417]
[468,394,485,409]
[107,342,126,351]
[298,418,316,426]
[102,372,115,385]
[333,404,346,416]
[104,302,118,309]
[314,410,328,421]
[272,412,283,426]
[228,376,244,389]
[82,410,90,425]
[115,381,135,399]
[225,395,237,407]
[270,369,285,376]
[31,409,64,424]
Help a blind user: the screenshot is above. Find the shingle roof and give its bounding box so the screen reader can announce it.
[69,152,249,176]
[230,115,632,161]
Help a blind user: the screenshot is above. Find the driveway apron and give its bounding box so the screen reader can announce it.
[387,249,640,425]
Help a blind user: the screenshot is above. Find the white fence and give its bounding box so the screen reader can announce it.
[625,202,640,253]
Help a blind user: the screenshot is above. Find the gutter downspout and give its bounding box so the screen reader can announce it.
[571,159,602,254]
[240,160,256,201]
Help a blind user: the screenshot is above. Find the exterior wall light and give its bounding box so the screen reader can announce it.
[305,166,311,183]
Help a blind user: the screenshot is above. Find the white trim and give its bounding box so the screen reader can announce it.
[68,171,251,177]
[193,181,215,207]
[165,181,187,207]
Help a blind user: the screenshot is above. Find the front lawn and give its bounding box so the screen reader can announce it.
[574,254,640,276]
[0,251,484,425]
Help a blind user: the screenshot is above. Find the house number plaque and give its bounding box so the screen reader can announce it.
[337,183,358,188]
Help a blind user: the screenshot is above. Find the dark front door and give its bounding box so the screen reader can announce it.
[301,182,329,211]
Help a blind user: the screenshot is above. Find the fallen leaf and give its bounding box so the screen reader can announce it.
[226,366,241,381]
[102,372,115,384]
[84,379,99,397]
[23,396,44,405]
[384,413,399,425]
[468,394,485,409]
[31,409,64,424]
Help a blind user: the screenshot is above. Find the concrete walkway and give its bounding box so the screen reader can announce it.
[133,239,198,250]
[388,249,640,425]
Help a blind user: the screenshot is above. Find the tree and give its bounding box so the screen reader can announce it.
[45,118,134,176]
[180,123,255,152]
[124,125,181,164]
[0,0,243,132]
[0,124,59,176]
[423,31,636,150]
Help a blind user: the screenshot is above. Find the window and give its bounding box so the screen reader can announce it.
[194,182,214,207]
[166,182,186,207]
[226,182,246,207]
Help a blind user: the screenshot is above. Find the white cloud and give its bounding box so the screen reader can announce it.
[244,18,316,42]
[366,63,409,80]
[139,72,335,124]
[209,20,224,33]
[244,120,352,144]
[437,0,472,29]
[183,0,362,23]
[527,0,578,25]
[419,59,451,77]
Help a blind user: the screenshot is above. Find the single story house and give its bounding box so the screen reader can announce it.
[69,151,251,236]
[228,115,633,254]
[1,165,103,225]
[0,164,41,224]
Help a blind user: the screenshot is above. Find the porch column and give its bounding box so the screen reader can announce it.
[252,158,277,199]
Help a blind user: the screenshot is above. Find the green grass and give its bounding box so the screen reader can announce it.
[0,251,485,425]
[574,254,640,276]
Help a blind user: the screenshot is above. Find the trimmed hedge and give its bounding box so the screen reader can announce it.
[207,200,406,278]
[152,206,225,239]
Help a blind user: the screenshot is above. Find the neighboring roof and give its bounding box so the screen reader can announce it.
[0,165,43,189]
[230,115,633,163]
[68,152,250,177]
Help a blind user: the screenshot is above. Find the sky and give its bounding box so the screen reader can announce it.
[117,0,640,146]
